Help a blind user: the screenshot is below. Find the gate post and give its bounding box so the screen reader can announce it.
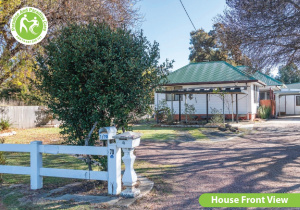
[108,143,121,195]
[30,141,43,189]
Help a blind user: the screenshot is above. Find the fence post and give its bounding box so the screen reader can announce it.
[30,141,43,189]
[108,144,121,195]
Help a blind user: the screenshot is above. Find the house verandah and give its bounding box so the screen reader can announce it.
[155,61,283,122]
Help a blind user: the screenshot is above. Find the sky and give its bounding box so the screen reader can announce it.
[138,0,227,71]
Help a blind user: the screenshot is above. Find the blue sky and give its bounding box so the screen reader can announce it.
[138,0,227,71]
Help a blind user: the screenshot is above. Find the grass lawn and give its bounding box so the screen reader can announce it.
[132,124,207,142]
[4,125,208,144]
[4,127,63,144]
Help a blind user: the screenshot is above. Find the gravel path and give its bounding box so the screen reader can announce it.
[131,117,300,209]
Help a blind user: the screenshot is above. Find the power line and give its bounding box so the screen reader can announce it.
[179,0,197,31]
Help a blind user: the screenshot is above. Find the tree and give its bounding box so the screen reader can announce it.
[216,0,300,69]
[36,22,172,147]
[275,63,300,84]
[0,0,141,103]
[189,26,250,66]
[189,29,226,63]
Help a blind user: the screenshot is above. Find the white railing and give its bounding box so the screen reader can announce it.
[0,141,121,195]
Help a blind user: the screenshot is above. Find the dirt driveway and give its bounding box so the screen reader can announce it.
[131,117,300,209]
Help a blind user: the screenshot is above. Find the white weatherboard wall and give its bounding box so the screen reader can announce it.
[287,96,296,114]
[159,94,249,115]
[155,83,257,116]
[0,106,50,129]
[250,84,259,116]
[278,95,300,115]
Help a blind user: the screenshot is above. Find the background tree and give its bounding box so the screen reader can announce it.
[0,0,141,104]
[189,29,226,63]
[275,63,300,84]
[216,0,300,69]
[189,25,250,66]
[36,22,172,147]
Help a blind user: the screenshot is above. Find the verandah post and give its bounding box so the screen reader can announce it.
[179,94,181,122]
[206,94,209,123]
[236,94,239,123]
[30,141,43,190]
[108,143,121,195]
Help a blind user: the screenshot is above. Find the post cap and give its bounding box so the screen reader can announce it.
[113,131,142,140]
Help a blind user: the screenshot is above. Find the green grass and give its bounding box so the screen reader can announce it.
[2,152,91,185]
[4,127,62,144]
[4,124,208,144]
[132,125,207,142]
[181,128,207,141]
[132,125,178,141]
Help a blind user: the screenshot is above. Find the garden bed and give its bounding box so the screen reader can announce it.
[159,124,219,128]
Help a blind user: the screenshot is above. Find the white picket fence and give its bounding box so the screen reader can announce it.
[0,141,121,195]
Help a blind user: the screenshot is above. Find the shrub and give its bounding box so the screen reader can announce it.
[0,118,11,131]
[209,108,224,124]
[36,22,172,146]
[184,104,196,122]
[155,100,174,123]
[36,22,172,170]
[258,105,271,119]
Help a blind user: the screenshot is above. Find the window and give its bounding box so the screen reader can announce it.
[296,96,300,106]
[166,94,173,101]
[166,94,183,101]
[266,92,270,100]
[259,92,265,100]
[165,86,183,101]
[259,92,270,100]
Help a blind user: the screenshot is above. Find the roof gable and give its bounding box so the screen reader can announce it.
[166,61,257,85]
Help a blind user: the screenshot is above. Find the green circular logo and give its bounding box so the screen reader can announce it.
[10,7,48,45]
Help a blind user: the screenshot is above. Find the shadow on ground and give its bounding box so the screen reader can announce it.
[131,121,300,209]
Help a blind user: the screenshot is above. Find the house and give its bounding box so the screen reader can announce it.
[236,66,283,117]
[155,61,283,122]
[275,82,300,116]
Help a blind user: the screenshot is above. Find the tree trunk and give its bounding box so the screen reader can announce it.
[85,122,98,171]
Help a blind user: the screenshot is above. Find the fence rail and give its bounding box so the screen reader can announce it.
[0,141,121,195]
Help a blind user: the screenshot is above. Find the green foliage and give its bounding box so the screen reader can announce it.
[36,22,172,146]
[189,29,227,63]
[0,119,11,131]
[209,108,224,124]
[184,103,196,122]
[258,105,271,119]
[155,100,174,123]
[189,27,249,66]
[0,50,44,105]
[275,63,300,84]
[1,0,141,105]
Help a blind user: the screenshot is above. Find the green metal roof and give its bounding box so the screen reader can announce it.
[236,66,283,86]
[285,82,300,89]
[166,61,257,85]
